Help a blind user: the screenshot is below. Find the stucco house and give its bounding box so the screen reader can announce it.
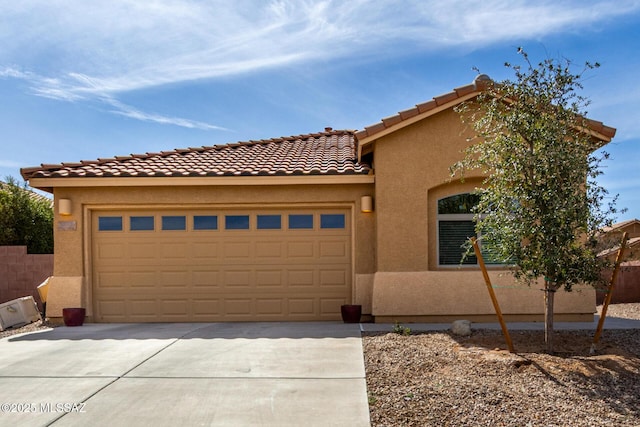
[21,76,616,323]
[600,219,640,259]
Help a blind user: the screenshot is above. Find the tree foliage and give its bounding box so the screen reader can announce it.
[451,49,621,351]
[0,176,53,254]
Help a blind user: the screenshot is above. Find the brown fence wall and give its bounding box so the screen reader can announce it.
[597,263,640,304]
[0,246,53,311]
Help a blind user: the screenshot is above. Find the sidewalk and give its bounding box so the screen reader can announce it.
[360,315,640,332]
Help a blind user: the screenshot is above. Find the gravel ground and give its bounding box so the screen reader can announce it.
[0,318,53,339]
[364,303,640,427]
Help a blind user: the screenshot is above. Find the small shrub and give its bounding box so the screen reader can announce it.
[392,321,411,336]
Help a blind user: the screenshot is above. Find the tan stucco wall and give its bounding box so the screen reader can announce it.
[372,271,595,322]
[369,107,596,320]
[45,276,85,318]
[50,182,376,319]
[373,108,483,272]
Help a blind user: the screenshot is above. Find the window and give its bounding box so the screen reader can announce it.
[437,193,503,265]
[288,214,313,229]
[225,215,249,230]
[437,194,480,266]
[320,214,345,229]
[438,219,477,265]
[162,216,186,230]
[257,215,281,229]
[130,216,154,231]
[194,215,218,230]
[98,216,122,231]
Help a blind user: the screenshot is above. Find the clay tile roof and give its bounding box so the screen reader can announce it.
[355,74,616,143]
[355,76,488,142]
[21,129,371,180]
[0,180,53,206]
[602,219,640,233]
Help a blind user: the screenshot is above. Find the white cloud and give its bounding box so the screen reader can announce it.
[1,0,639,127]
[103,97,229,131]
[1,66,226,129]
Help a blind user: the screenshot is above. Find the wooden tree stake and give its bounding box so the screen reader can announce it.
[470,237,515,353]
[591,232,628,354]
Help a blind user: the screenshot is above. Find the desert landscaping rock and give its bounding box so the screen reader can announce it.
[364,303,640,426]
[451,319,472,336]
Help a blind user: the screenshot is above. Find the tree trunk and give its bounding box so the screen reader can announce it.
[544,281,556,354]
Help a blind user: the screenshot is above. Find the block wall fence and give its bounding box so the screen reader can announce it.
[0,246,53,311]
[597,262,640,304]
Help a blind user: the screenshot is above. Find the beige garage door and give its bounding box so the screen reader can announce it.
[91,208,352,322]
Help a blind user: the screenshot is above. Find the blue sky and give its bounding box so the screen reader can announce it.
[1,0,639,220]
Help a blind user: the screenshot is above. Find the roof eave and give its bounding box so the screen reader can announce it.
[26,174,376,191]
[356,90,482,161]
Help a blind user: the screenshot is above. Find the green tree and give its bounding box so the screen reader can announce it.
[452,49,621,353]
[0,176,53,254]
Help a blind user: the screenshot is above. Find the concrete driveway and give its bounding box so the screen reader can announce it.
[0,322,370,426]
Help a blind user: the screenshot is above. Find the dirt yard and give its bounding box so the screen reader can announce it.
[364,304,640,426]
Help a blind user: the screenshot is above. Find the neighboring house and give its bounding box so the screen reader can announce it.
[597,219,640,304]
[0,180,54,207]
[600,219,640,259]
[21,75,617,323]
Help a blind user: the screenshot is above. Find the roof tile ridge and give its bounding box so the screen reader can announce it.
[355,76,488,141]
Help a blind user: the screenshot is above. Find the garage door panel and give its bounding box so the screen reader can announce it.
[192,241,220,259]
[256,299,283,315]
[223,241,251,259]
[192,299,221,318]
[224,270,251,287]
[129,299,158,317]
[255,241,283,258]
[286,241,315,258]
[192,270,220,287]
[128,271,157,288]
[288,298,315,315]
[93,208,352,322]
[160,299,190,318]
[97,299,126,321]
[320,269,348,287]
[97,243,126,260]
[159,270,190,288]
[287,270,315,287]
[320,299,345,317]
[161,243,189,259]
[319,240,348,258]
[95,271,127,288]
[255,270,283,287]
[224,299,253,316]
[129,242,157,259]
